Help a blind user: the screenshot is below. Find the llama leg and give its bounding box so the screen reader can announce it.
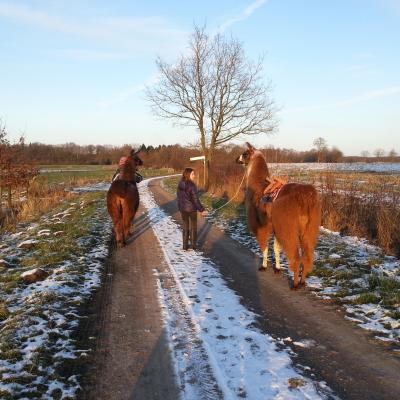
[286,246,301,290]
[262,246,269,269]
[114,220,124,248]
[273,238,282,274]
[256,226,272,271]
[120,202,133,246]
[107,198,124,248]
[300,242,315,286]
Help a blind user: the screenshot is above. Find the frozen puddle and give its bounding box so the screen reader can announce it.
[140,179,336,400]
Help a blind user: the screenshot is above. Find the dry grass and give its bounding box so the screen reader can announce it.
[320,175,400,257]
[1,181,74,233]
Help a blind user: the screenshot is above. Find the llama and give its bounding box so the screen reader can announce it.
[107,150,143,248]
[237,143,321,289]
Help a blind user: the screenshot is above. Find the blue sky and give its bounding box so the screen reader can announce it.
[0,0,399,156]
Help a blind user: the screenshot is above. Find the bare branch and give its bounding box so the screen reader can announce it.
[146,25,277,186]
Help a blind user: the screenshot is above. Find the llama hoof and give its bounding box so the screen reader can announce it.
[258,266,267,272]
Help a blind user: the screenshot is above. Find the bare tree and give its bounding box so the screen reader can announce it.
[388,148,397,160]
[146,25,277,188]
[360,150,369,157]
[374,148,385,160]
[313,137,328,163]
[0,119,9,145]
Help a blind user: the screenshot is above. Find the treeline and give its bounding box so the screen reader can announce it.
[14,142,345,168]
[6,142,343,165]
[5,141,400,167]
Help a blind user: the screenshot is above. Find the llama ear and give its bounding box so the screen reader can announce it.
[130,148,140,156]
[246,142,255,152]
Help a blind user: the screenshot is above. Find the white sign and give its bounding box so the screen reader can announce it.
[190,156,206,161]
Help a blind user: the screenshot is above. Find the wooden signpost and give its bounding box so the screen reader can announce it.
[189,155,206,188]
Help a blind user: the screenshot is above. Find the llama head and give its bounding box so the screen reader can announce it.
[129,149,143,166]
[236,142,256,165]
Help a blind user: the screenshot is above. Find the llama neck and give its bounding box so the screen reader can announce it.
[120,157,136,181]
[245,154,270,202]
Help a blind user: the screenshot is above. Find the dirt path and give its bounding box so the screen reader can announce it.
[82,178,400,399]
[80,192,180,400]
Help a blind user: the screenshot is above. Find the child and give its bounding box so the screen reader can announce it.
[177,168,208,250]
[112,150,143,183]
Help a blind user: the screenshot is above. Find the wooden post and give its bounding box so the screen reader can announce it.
[7,186,11,208]
[189,156,206,190]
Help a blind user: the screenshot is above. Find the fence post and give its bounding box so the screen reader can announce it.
[7,186,11,208]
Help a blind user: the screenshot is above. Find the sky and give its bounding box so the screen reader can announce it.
[0,0,399,156]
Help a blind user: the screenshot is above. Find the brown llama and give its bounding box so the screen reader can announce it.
[236,142,321,289]
[107,150,143,248]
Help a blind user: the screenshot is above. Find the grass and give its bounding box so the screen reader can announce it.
[162,175,180,193]
[368,274,400,307]
[0,190,111,397]
[353,293,381,304]
[37,166,115,186]
[0,300,9,320]
[37,165,174,186]
[388,310,400,320]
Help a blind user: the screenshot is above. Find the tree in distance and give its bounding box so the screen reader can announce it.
[146,25,277,189]
[313,137,328,163]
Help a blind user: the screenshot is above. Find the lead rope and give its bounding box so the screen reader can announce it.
[206,168,247,217]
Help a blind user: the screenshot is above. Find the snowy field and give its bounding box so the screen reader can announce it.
[141,178,337,400]
[268,162,400,174]
[0,193,111,399]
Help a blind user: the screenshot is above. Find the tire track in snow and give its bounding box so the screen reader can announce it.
[140,179,337,400]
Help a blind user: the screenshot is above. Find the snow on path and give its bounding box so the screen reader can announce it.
[140,179,336,400]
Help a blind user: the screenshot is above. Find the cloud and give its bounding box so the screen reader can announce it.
[342,65,370,73]
[217,0,267,32]
[0,2,187,53]
[60,49,133,62]
[96,74,160,109]
[96,84,146,108]
[283,86,400,114]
